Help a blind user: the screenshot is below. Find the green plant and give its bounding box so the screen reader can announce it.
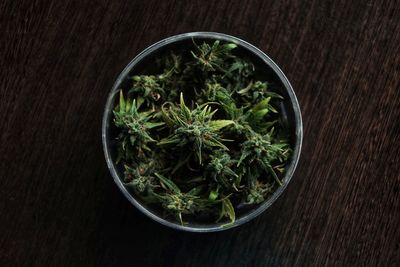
[112,40,292,225]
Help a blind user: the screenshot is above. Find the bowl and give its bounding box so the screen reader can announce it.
[102,32,303,232]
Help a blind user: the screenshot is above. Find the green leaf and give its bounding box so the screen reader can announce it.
[136,96,144,108]
[218,198,235,223]
[209,120,234,131]
[263,120,277,129]
[144,121,165,129]
[187,185,204,196]
[237,82,253,95]
[155,173,181,193]
[224,167,239,178]
[209,189,219,201]
[204,136,229,151]
[268,104,278,113]
[196,140,203,165]
[251,108,269,119]
[125,99,131,113]
[237,149,251,166]
[180,93,191,121]
[157,137,180,146]
[251,97,271,112]
[224,43,237,50]
[119,90,125,112]
[263,162,283,186]
[132,75,141,81]
[266,91,284,99]
[112,41,292,226]
[160,104,175,127]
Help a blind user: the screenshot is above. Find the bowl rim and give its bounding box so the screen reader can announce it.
[102,32,303,232]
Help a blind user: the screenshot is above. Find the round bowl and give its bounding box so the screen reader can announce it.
[102,32,303,232]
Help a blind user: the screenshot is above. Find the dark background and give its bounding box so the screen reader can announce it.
[1,0,399,266]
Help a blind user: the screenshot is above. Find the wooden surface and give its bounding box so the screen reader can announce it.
[1,0,399,266]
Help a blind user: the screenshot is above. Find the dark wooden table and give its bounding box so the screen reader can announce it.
[1,1,399,266]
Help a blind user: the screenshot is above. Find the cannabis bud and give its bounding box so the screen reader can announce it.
[113,40,291,225]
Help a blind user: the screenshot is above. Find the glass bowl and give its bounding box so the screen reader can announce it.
[102,32,303,232]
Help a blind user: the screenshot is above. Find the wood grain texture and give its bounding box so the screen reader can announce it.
[1,0,399,266]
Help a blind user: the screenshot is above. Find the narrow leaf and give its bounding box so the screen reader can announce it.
[155,173,181,193]
[158,137,180,146]
[119,90,125,112]
[251,108,269,119]
[145,121,165,129]
[209,120,234,131]
[217,198,235,223]
[251,97,271,112]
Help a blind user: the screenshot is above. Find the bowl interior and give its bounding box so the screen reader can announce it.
[102,33,302,231]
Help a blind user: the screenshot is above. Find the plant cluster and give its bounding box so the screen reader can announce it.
[113,40,291,225]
